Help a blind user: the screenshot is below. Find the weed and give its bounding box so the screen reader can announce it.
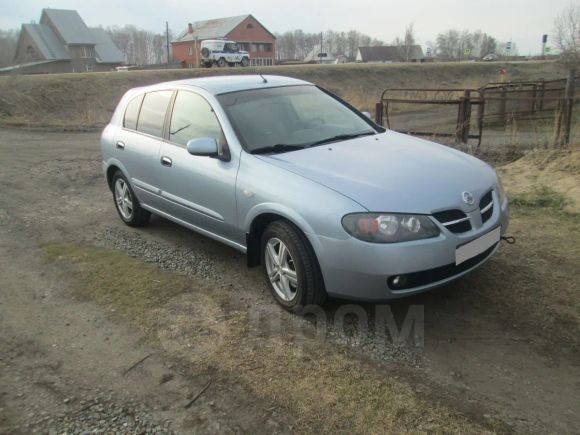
[510,185,568,209]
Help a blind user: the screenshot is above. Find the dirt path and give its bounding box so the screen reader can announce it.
[0,128,578,433]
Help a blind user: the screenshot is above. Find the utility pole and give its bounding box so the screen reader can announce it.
[541,34,547,60]
[166,21,170,68]
[320,32,323,64]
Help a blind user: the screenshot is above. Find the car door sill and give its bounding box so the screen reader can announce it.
[160,191,224,221]
[141,204,247,253]
[133,178,161,195]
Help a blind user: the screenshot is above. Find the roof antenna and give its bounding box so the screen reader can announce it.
[256,68,267,83]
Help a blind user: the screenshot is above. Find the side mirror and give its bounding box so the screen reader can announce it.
[361,111,372,119]
[186,137,218,157]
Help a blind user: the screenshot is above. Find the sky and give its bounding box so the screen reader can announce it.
[0,0,572,55]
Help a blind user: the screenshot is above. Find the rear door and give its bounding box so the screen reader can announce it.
[156,90,240,243]
[114,90,173,209]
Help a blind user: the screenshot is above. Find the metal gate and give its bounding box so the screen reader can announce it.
[375,75,579,148]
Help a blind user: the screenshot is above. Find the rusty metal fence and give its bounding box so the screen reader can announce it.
[375,75,579,148]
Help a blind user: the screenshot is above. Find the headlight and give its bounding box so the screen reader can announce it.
[342,213,440,243]
[496,171,507,203]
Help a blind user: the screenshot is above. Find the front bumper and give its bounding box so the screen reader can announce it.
[312,196,509,301]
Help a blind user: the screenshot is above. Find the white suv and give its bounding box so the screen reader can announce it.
[200,40,250,68]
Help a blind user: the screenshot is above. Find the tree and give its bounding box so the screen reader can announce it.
[436,29,460,60]
[435,29,498,60]
[393,23,416,61]
[554,3,580,68]
[106,25,171,65]
[0,29,18,68]
[274,29,383,61]
[479,34,497,57]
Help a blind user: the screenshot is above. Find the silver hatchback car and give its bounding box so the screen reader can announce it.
[101,75,509,309]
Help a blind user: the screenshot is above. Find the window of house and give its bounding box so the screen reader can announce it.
[169,91,225,147]
[136,91,173,137]
[246,23,254,29]
[188,46,193,56]
[123,94,144,130]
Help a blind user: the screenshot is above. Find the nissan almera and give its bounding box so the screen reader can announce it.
[101,75,509,310]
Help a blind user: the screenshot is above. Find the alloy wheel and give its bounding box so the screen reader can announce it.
[264,237,298,301]
[114,178,134,220]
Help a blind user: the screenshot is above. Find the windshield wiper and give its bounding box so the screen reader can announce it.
[250,144,306,155]
[307,131,376,147]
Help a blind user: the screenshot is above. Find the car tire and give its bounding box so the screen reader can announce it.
[261,220,326,310]
[201,47,210,58]
[112,170,150,227]
[217,58,226,67]
[241,57,249,67]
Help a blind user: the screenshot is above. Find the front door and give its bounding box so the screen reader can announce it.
[157,90,240,244]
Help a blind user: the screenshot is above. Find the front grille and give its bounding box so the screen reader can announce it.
[432,209,472,233]
[479,190,494,224]
[387,242,498,290]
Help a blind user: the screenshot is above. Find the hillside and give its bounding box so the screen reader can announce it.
[0,61,567,129]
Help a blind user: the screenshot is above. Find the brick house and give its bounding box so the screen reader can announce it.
[4,8,123,75]
[172,15,276,67]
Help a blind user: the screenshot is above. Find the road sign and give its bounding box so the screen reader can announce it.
[545,46,551,53]
[426,47,432,56]
[542,34,548,43]
[464,48,471,55]
[506,41,512,50]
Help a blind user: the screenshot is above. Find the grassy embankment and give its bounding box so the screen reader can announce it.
[0,61,567,130]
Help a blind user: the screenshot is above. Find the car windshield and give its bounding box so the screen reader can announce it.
[217,85,377,153]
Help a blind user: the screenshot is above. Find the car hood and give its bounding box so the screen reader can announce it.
[256,131,497,214]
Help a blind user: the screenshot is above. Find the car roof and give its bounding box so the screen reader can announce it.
[148,75,313,95]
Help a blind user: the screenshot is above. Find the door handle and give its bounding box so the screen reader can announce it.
[116,141,125,150]
[160,156,172,167]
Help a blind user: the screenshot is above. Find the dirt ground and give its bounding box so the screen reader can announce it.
[0,128,579,434]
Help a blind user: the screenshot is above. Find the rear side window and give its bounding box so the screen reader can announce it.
[123,94,144,130]
[136,90,173,138]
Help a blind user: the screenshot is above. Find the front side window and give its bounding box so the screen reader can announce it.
[217,85,376,152]
[169,91,225,147]
[123,94,144,130]
[136,90,173,137]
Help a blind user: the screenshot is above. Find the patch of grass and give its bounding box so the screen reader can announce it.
[43,242,493,433]
[42,243,191,330]
[510,185,569,209]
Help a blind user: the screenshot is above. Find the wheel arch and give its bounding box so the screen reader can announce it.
[104,159,130,192]
[245,208,321,270]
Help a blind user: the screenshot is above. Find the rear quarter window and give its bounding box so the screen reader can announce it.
[136,90,173,138]
[123,94,144,130]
